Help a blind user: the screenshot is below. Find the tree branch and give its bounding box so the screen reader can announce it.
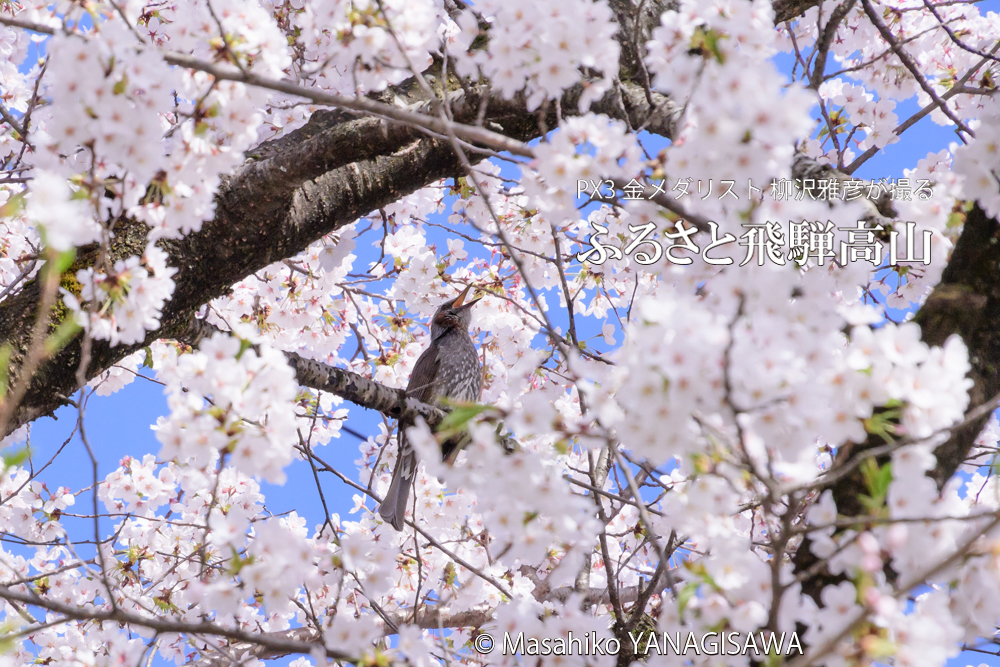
[0,19,676,438]
[792,203,1000,609]
[0,585,355,662]
[180,578,675,667]
[175,318,448,428]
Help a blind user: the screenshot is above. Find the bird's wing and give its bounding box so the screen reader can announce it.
[406,342,441,405]
[380,341,439,531]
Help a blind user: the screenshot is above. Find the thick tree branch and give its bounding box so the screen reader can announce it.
[175,318,448,427]
[0,0,834,436]
[0,29,676,437]
[773,0,823,23]
[161,54,534,157]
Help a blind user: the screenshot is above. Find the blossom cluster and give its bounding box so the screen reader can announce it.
[646,0,815,206]
[446,0,620,111]
[0,1,999,667]
[64,243,177,346]
[153,331,300,483]
[954,105,1000,217]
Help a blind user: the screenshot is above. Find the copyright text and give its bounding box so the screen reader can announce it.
[474,630,804,657]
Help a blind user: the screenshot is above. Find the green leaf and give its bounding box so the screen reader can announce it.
[0,619,22,653]
[2,446,29,470]
[877,459,893,493]
[0,191,25,218]
[227,548,254,576]
[690,27,726,64]
[44,319,82,356]
[142,346,155,369]
[0,344,11,398]
[862,636,895,660]
[689,452,711,474]
[112,73,129,95]
[436,402,489,434]
[235,338,253,361]
[442,561,457,587]
[677,581,699,617]
[863,407,900,443]
[858,459,892,514]
[51,247,77,275]
[860,459,878,492]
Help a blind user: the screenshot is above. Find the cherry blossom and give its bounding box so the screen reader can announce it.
[0,1,998,667]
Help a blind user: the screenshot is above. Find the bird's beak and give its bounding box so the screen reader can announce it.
[452,285,483,309]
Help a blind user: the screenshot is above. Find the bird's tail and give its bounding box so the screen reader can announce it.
[378,433,416,531]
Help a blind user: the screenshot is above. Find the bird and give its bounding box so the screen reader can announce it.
[378,286,483,531]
